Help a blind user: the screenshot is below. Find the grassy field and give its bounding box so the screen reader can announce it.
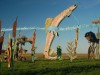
[0,54,100,75]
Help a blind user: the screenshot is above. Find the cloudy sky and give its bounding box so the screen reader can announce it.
[0,0,100,53]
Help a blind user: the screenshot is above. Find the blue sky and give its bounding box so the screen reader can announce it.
[0,0,100,53]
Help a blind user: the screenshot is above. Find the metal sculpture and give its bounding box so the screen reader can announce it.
[92,19,100,59]
[0,20,4,55]
[67,28,79,62]
[85,31,99,59]
[18,45,27,61]
[44,5,77,59]
[4,34,12,68]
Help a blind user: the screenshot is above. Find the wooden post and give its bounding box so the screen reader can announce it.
[31,47,37,62]
[31,30,36,62]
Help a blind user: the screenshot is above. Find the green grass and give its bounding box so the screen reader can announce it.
[1,59,100,75]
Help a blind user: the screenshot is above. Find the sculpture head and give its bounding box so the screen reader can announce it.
[67,4,77,17]
[69,4,77,10]
[85,31,98,43]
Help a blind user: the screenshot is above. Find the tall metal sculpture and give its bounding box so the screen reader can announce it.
[11,17,17,72]
[85,31,99,59]
[44,5,77,59]
[67,28,79,62]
